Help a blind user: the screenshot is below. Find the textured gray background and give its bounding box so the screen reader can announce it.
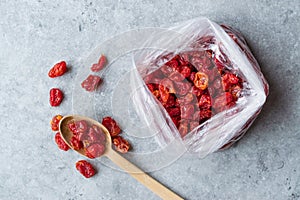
[1,0,300,200]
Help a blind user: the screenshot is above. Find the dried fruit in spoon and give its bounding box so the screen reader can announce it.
[67,119,106,158]
[48,61,67,78]
[76,160,96,178]
[81,75,102,92]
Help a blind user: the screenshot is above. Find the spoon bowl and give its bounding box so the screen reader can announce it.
[59,114,183,200]
[59,115,112,157]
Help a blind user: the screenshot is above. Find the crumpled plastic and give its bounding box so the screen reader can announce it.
[131,17,269,157]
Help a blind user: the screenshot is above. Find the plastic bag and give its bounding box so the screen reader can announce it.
[131,17,269,157]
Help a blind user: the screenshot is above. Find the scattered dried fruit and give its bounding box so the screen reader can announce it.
[102,117,121,137]
[49,88,64,107]
[113,136,130,153]
[48,61,67,78]
[81,75,102,92]
[54,132,70,151]
[50,115,63,131]
[91,54,107,72]
[76,160,96,178]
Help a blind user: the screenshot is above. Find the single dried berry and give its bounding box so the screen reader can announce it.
[75,160,96,178]
[180,65,191,78]
[91,54,107,72]
[160,78,176,93]
[158,84,170,103]
[54,132,70,151]
[49,88,64,107]
[48,61,67,78]
[50,114,63,131]
[194,72,209,90]
[102,117,121,137]
[85,143,106,158]
[113,136,130,153]
[71,136,83,150]
[81,75,102,92]
[87,126,106,144]
[180,104,195,120]
[198,94,212,110]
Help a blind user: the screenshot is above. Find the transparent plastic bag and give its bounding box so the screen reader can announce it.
[131,17,269,158]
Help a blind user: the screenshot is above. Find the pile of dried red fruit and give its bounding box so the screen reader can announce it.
[144,46,244,137]
[48,61,68,107]
[49,54,131,178]
[68,119,106,158]
[81,54,106,92]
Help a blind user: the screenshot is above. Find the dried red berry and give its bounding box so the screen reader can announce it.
[54,132,70,151]
[102,117,121,137]
[180,66,191,78]
[113,136,130,153]
[85,143,106,158]
[91,55,107,72]
[158,84,170,103]
[194,72,209,90]
[49,88,64,107]
[198,94,212,110]
[50,115,63,131]
[81,75,102,92]
[71,136,83,150]
[48,61,67,78]
[75,160,96,178]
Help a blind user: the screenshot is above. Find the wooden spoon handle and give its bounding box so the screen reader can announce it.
[106,149,184,200]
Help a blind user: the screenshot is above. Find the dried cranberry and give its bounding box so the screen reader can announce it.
[177,93,196,105]
[102,117,121,137]
[180,104,195,120]
[191,86,203,97]
[50,115,63,131]
[160,65,174,76]
[174,81,192,96]
[180,66,191,78]
[48,61,67,78]
[169,71,185,82]
[113,136,130,153]
[81,75,102,92]
[165,58,179,72]
[91,54,107,72]
[71,136,83,150]
[75,160,96,178]
[198,94,212,110]
[54,132,70,151]
[194,72,209,90]
[199,109,212,122]
[87,126,105,144]
[85,143,106,158]
[75,120,88,134]
[49,88,64,107]
[160,78,176,93]
[158,84,170,103]
[213,92,235,112]
[222,73,240,91]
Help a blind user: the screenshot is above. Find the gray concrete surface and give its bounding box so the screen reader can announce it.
[1,0,300,199]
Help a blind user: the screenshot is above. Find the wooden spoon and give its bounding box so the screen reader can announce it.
[59,115,183,200]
